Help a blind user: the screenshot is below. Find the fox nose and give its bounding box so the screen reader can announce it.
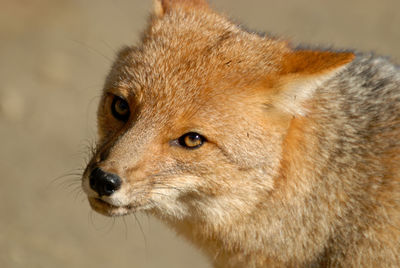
[89,167,122,196]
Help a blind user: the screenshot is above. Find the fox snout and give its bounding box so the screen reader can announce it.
[89,167,122,197]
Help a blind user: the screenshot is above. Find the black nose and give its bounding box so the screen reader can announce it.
[89,167,122,197]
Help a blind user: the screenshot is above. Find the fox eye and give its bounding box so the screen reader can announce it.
[111,95,130,122]
[178,132,206,149]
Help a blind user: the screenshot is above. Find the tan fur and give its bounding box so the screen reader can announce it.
[82,0,400,267]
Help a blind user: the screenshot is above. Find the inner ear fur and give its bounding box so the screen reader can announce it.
[267,50,355,116]
[153,0,209,17]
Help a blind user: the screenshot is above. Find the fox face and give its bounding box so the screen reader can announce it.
[82,0,353,224]
[83,51,289,221]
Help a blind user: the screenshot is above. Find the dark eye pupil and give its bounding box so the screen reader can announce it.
[111,96,130,121]
[188,134,199,141]
[117,100,128,111]
[178,132,205,149]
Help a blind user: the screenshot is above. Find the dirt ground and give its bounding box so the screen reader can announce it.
[0,0,399,267]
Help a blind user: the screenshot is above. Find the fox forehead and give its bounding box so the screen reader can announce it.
[103,8,288,104]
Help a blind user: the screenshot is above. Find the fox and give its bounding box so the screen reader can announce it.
[81,0,400,267]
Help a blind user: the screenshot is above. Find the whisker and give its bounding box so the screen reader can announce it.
[100,39,119,55]
[48,169,84,201]
[54,176,80,186]
[135,191,172,198]
[151,185,186,193]
[79,195,87,203]
[88,210,95,227]
[122,216,129,240]
[49,170,83,186]
[104,218,116,235]
[69,187,83,196]
[72,186,84,201]
[78,138,98,165]
[69,38,113,63]
[90,214,116,235]
[133,213,148,253]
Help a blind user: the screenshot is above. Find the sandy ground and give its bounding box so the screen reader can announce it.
[0,0,399,267]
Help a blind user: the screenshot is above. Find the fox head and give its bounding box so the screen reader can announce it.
[82,0,353,224]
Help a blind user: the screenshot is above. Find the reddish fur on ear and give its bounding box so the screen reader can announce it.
[281,50,355,75]
[153,0,209,17]
[267,50,355,116]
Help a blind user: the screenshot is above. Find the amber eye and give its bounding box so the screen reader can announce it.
[111,96,130,122]
[178,132,206,149]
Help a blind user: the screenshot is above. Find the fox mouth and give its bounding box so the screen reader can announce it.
[88,197,135,217]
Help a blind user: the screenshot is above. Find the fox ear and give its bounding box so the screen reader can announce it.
[153,0,209,17]
[269,50,355,116]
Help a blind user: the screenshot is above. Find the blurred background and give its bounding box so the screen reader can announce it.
[0,0,399,267]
